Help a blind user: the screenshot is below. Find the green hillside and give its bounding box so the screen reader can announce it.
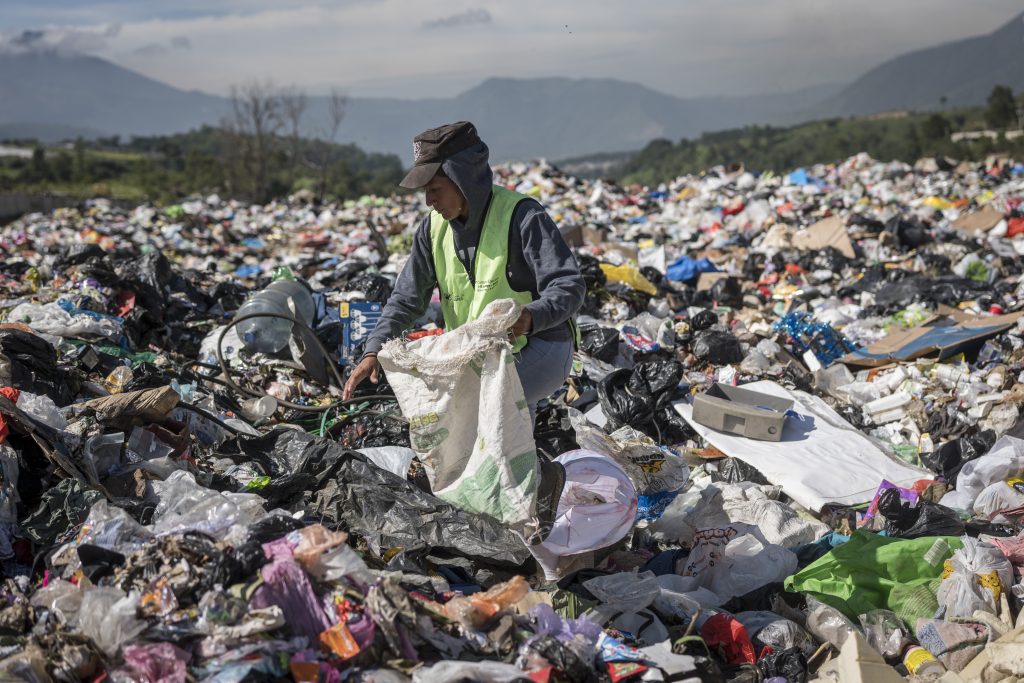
[618,103,1024,186]
[0,126,404,204]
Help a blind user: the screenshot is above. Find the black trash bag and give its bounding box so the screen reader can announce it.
[598,369,648,431]
[878,488,964,539]
[885,216,931,249]
[712,458,770,486]
[208,281,250,314]
[655,404,697,444]
[628,359,684,399]
[873,275,990,310]
[710,276,743,308]
[666,286,693,313]
[759,647,808,683]
[520,635,593,683]
[815,246,851,272]
[599,361,683,433]
[640,266,665,289]
[111,249,174,318]
[579,325,620,363]
[22,479,104,546]
[742,253,767,282]
[691,327,743,364]
[689,309,718,331]
[343,271,393,303]
[964,519,1018,538]
[220,428,531,566]
[577,255,607,291]
[55,243,108,268]
[0,329,73,405]
[534,404,580,458]
[921,430,996,485]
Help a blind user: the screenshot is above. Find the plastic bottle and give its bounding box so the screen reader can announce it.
[235,281,315,354]
[987,365,1007,391]
[104,366,134,394]
[903,645,946,677]
[862,391,912,416]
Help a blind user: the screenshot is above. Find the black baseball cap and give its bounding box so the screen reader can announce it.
[399,121,481,189]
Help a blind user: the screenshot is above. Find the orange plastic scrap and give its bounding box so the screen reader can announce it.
[444,575,530,629]
[319,622,360,660]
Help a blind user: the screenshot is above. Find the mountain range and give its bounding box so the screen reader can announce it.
[1,11,1021,162]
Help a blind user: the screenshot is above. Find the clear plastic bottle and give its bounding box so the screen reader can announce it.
[235,282,314,354]
[104,365,133,394]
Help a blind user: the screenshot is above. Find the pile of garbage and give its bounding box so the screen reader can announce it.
[0,151,1021,682]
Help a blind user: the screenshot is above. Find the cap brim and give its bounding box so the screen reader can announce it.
[399,162,442,189]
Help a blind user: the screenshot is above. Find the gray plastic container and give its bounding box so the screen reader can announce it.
[691,383,794,441]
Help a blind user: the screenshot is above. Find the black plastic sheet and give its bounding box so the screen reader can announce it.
[220,429,531,566]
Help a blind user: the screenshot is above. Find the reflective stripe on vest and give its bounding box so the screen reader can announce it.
[431,185,534,352]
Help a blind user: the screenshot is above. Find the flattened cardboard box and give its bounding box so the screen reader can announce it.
[840,312,1023,368]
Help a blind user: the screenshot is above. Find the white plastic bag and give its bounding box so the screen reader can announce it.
[719,483,828,548]
[972,481,1024,521]
[526,449,637,580]
[8,301,121,340]
[379,299,538,531]
[683,527,798,600]
[16,392,67,431]
[357,446,416,478]
[942,436,1024,510]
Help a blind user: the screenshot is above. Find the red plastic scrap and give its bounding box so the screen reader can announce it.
[0,387,21,443]
[1007,217,1024,239]
[700,612,756,665]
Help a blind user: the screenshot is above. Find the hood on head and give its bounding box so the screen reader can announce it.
[441,140,493,231]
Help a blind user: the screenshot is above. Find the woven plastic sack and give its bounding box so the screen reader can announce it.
[379,299,538,532]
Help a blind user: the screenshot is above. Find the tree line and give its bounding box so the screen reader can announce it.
[0,81,405,205]
[618,85,1024,187]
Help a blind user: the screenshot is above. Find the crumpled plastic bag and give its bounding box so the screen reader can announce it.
[685,529,798,601]
[937,536,1012,618]
[805,595,858,648]
[736,611,817,657]
[8,301,122,340]
[79,587,146,657]
[942,435,1024,511]
[151,471,266,546]
[858,609,911,660]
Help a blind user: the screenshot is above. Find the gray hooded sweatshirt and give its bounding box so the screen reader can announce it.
[362,141,585,357]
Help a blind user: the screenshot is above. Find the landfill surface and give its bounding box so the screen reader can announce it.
[0,152,1022,682]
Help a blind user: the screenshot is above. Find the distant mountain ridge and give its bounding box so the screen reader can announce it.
[1,11,1021,161]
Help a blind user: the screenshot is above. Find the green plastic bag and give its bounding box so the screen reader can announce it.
[785,531,962,624]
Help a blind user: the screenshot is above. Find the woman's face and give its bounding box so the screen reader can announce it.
[423,173,467,222]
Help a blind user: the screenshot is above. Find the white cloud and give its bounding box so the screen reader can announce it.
[2,0,1020,99]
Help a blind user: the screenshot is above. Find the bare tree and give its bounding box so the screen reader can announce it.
[279,86,308,188]
[223,80,283,203]
[310,89,348,203]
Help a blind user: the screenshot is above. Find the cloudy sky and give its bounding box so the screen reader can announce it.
[1,1,1021,99]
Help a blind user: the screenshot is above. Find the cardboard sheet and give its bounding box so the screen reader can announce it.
[840,312,1022,367]
[951,205,1004,234]
[791,215,856,259]
[674,380,930,511]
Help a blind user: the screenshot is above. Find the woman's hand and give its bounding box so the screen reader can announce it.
[343,354,380,400]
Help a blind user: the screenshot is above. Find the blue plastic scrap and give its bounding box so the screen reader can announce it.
[773,311,861,367]
[665,256,719,284]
